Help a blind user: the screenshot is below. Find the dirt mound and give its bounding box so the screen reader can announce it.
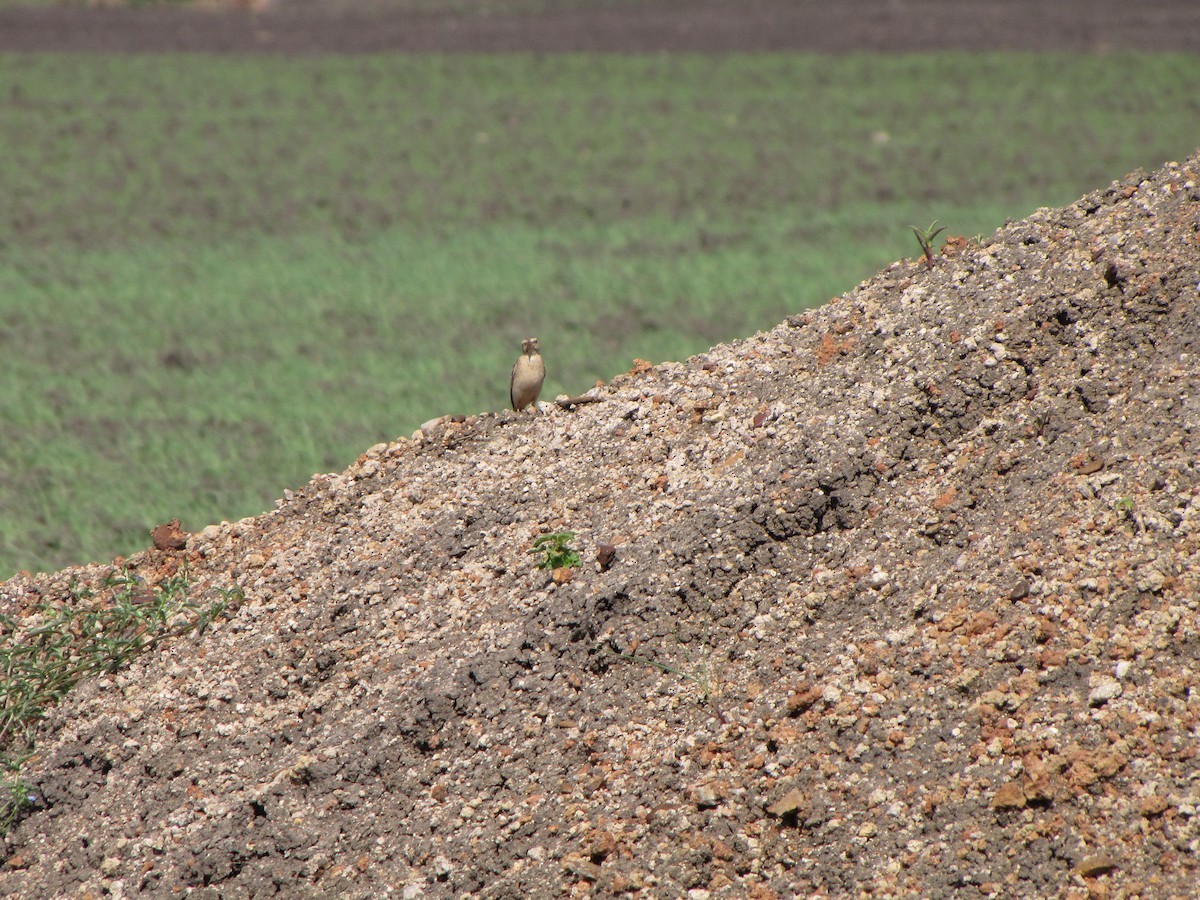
[3,153,1200,897]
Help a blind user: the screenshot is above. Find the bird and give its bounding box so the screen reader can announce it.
[510,337,545,412]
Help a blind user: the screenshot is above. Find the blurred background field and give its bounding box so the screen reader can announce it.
[1,48,1198,578]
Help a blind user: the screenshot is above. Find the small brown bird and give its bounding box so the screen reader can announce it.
[510,337,546,411]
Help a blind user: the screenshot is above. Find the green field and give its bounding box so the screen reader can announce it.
[1,52,1197,578]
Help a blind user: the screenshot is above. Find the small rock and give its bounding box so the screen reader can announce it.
[562,856,601,882]
[150,518,188,551]
[1073,853,1120,877]
[432,855,452,879]
[1088,677,1123,706]
[418,416,449,440]
[596,542,617,571]
[1140,795,1169,817]
[866,570,890,588]
[1070,449,1106,474]
[955,668,982,692]
[1037,648,1067,669]
[960,609,998,638]
[991,781,1027,810]
[978,689,1023,712]
[198,524,223,543]
[1135,565,1166,593]
[766,787,805,818]
[785,684,823,715]
[588,829,617,862]
[693,782,726,808]
[287,754,318,784]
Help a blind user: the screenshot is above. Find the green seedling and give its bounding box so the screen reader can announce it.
[1113,495,1144,534]
[611,642,726,724]
[0,758,36,837]
[529,532,582,570]
[910,219,947,268]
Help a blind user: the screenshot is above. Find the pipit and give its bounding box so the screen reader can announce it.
[510,337,546,412]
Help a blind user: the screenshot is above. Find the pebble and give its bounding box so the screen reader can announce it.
[1088,677,1123,706]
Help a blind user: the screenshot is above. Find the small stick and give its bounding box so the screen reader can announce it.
[555,395,605,409]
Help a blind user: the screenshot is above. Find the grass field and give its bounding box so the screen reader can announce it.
[2,51,1198,579]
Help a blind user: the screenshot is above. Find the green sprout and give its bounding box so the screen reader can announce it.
[611,640,726,724]
[0,758,36,836]
[910,219,948,268]
[529,532,581,570]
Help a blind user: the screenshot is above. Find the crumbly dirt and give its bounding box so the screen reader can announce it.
[1,0,1199,53]
[2,149,1199,897]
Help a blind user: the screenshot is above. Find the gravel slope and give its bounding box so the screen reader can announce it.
[2,152,1198,898]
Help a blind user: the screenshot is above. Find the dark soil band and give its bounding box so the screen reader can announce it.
[0,0,1197,54]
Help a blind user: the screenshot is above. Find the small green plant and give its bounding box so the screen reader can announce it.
[529,532,581,570]
[0,757,36,836]
[910,219,947,268]
[0,567,239,750]
[1029,409,1052,439]
[0,566,240,834]
[1113,495,1144,534]
[611,640,726,724]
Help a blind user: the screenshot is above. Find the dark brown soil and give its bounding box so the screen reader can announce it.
[1,0,1199,54]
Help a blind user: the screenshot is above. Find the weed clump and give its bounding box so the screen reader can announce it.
[0,567,240,835]
[529,532,581,571]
